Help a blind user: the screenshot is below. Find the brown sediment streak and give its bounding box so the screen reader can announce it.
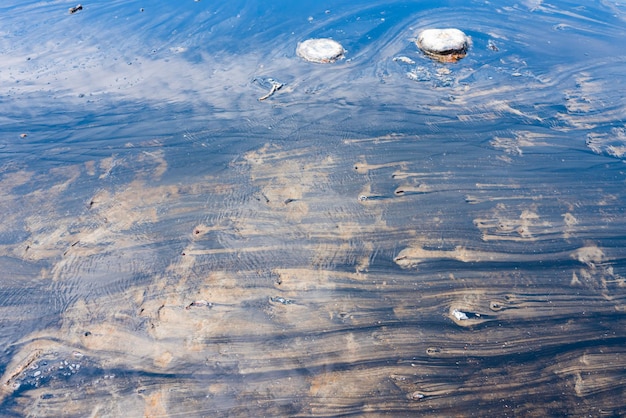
[394,244,607,268]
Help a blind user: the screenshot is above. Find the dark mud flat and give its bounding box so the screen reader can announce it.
[1,0,626,416]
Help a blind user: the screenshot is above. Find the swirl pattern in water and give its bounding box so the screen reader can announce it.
[1,0,626,416]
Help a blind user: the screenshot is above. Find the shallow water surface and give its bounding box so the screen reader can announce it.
[1,0,626,416]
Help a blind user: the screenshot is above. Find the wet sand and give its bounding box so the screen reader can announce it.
[0,126,625,416]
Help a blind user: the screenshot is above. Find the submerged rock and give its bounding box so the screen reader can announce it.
[416,28,470,62]
[296,38,345,63]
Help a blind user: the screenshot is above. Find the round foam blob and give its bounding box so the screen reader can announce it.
[296,38,345,64]
[416,28,470,62]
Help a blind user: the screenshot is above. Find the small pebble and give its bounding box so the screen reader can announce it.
[270,296,294,305]
[408,391,425,400]
[186,300,213,309]
[452,309,469,320]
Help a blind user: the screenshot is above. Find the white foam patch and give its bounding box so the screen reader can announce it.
[416,28,469,54]
[296,38,345,64]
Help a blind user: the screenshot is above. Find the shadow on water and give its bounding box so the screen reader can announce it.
[1,0,626,416]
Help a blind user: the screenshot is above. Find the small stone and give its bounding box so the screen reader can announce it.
[186,300,213,309]
[452,309,469,320]
[416,28,470,62]
[408,391,425,400]
[270,296,294,305]
[297,38,345,64]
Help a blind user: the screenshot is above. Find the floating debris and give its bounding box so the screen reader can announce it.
[393,56,416,65]
[296,38,345,63]
[69,4,83,14]
[258,78,284,101]
[416,28,470,63]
